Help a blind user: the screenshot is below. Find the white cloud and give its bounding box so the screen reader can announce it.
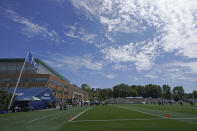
[2,8,61,43]
[145,60,197,83]
[102,40,158,71]
[71,0,142,34]
[64,25,97,44]
[144,74,158,79]
[70,0,145,42]
[70,0,197,71]
[112,63,129,71]
[95,43,107,48]
[100,15,139,34]
[47,53,103,71]
[70,0,100,20]
[104,74,115,79]
[133,77,139,82]
[102,43,135,63]
[81,34,97,43]
[64,30,79,39]
[89,72,115,79]
[170,61,197,74]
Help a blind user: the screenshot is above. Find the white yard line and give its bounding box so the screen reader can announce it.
[72,118,165,122]
[170,117,197,120]
[71,107,91,121]
[28,111,65,123]
[72,117,197,123]
[117,105,166,118]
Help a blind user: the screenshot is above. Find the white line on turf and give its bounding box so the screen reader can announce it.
[28,111,66,123]
[170,118,197,120]
[50,110,72,120]
[71,107,91,121]
[117,106,166,118]
[72,118,165,122]
[70,117,197,123]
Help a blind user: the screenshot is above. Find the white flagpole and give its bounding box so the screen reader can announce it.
[8,51,30,110]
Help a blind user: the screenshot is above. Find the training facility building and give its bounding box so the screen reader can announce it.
[0,58,89,104]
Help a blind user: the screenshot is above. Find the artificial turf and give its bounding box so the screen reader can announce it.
[0,106,88,131]
[1,104,197,131]
[60,104,197,131]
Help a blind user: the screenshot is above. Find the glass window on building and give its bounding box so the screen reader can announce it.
[63,99,68,102]
[0,63,7,70]
[24,64,34,70]
[50,79,57,85]
[57,82,64,87]
[12,79,17,82]
[16,65,22,71]
[49,79,64,87]
[8,65,16,70]
[23,64,35,73]
[56,98,61,102]
[68,93,73,97]
[0,78,11,82]
[21,78,29,82]
[64,85,69,89]
[32,78,47,83]
[58,90,63,94]
[12,78,28,82]
[0,64,6,73]
[7,63,16,73]
[50,88,56,93]
[8,63,16,66]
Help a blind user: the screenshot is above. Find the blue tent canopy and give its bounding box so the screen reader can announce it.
[8,88,56,110]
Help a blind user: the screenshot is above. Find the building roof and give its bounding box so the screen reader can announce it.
[0,58,70,83]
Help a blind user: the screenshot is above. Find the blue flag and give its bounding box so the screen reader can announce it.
[27,52,38,70]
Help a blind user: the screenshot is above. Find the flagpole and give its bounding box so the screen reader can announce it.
[8,51,30,110]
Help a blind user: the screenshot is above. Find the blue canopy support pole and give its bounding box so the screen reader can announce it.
[8,50,30,110]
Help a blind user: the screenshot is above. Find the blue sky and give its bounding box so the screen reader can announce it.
[1,0,197,93]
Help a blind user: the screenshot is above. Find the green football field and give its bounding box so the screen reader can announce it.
[1,104,197,131]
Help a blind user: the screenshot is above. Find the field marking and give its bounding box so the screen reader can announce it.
[117,105,166,118]
[72,118,165,122]
[28,111,66,123]
[71,107,91,121]
[50,110,73,120]
[170,117,197,120]
[71,117,197,123]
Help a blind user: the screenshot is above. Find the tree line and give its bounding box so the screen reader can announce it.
[80,83,197,101]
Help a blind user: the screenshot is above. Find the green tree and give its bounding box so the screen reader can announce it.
[113,85,121,98]
[128,88,138,97]
[98,88,113,100]
[112,84,130,98]
[193,91,197,99]
[81,84,91,91]
[173,86,184,101]
[72,84,79,88]
[0,90,13,111]
[136,85,145,97]
[80,83,94,100]
[162,84,172,99]
[144,84,162,98]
